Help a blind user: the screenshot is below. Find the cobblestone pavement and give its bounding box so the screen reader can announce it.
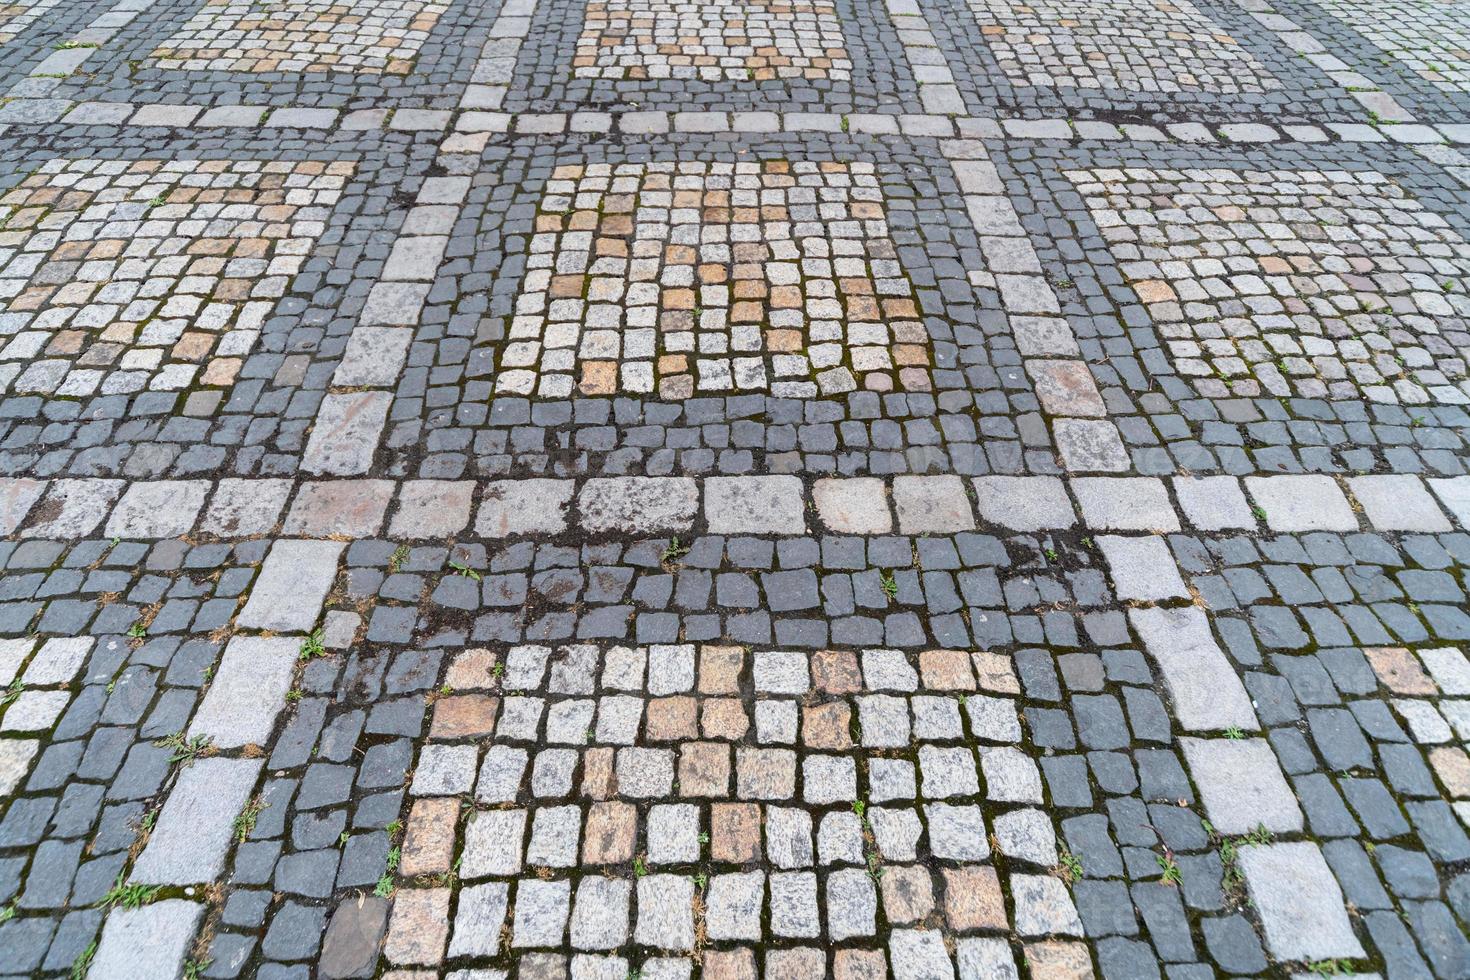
[1,0,1470,978]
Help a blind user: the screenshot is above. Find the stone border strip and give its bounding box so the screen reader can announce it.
[888,0,966,115]
[460,0,538,111]
[1101,532,1368,968]
[3,472,1468,541]
[1232,0,1418,126]
[3,103,1468,146]
[87,537,341,973]
[942,140,1128,474]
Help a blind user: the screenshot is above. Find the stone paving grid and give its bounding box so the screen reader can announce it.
[499,160,931,400]
[1313,0,1470,93]
[386,134,1047,481]
[572,0,851,82]
[1068,163,1470,405]
[32,0,493,109]
[0,129,442,480]
[148,0,453,75]
[505,0,922,112]
[1268,0,1470,123]
[966,0,1284,95]
[0,157,352,402]
[926,0,1367,120]
[1,0,1470,974]
[988,138,1470,477]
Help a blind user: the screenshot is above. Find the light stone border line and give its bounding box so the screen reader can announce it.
[3,0,156,104]
[888,0,967,115]
[4,101,1469,146]
[90,537,342,974]
[1104,536,1368,966]
[1415,142,1470,189]
[1231,0,1418,127]
[460,0,538,111]
[3,472,1468,542]
[942,140,1130,474]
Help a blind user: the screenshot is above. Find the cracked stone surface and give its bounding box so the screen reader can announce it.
[0,0,1469,976]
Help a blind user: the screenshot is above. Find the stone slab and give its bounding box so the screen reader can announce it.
[91,901,204,980]
[705,476,806,534]
[130,757,263,884]
[1129,606,1259,732]
[476,479,574,537]
[1179,738,1303,835]
[188,636,299,749]
[579,478,698,535]
[238,539,343,632]
[1239,842,1366,961]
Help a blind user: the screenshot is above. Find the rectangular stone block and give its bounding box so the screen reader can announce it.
[189,636,299,749]
[130,757,263,884]
[238,540,344,632]
[1129,606,1258,732]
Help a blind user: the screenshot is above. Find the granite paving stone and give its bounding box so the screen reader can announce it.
[0,0,1467,975]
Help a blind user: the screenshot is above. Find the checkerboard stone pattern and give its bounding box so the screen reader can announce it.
[1069,166,1470,404]
[385,643,1083,973]
[149,0,450,73]
[573,0,851,81]
[967,0,1283,94]
[1313,0,1470,93]
[500,161,933,400]
[0,158,351,401]
[0,0,61,44]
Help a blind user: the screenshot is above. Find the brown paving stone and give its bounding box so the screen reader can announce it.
[399,797,458,877]
[383,887,450,966]
[712,802,762,862]
[699,646,745,694]
[921,649,978,690]
[1024,940,1096,979]
[704,948,758,980]
[811,649,863,694]
[1429,746,1470,797]
[766,947,826,979]
[942,865,1008,931]
[801,702,853,750]
[678,741,732,797]
[583,801,637,863]
[646,696,699,740]
[582,746,616,799]
[701,698,750,740]
[834,948,888,980]
[1365,647,1439,695]
[974,651,1022,694]
[429,694,498,739]
[444,649,500,690]
[880,864,936,924]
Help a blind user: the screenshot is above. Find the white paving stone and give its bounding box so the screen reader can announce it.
[130,757,263,884]
[91,901,204,980]
[1245,475,1357,532]
[1349,474,1452,531]
[972,476,1076,531]
[579,478,698,534]
[1130,606,1259,732]
[1179,737,1303,835]
[1239,842,1366,961]
[188,636,298,749]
